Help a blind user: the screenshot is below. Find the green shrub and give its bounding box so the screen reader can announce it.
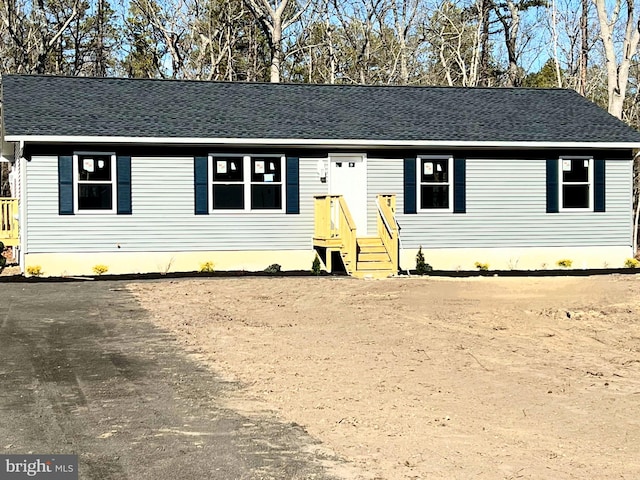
[474,262,489,271]
[311,255,322,275]
[556,259,573,268]
[199,261,215,273]
[415,246,433,275]
[624,258,640,268]
[0,241,6,269]
[264,263,281,273]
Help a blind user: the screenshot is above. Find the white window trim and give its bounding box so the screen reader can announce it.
[417,155,454,213]
[558,156,594,212]
[73,153,117,214]
[208,154,286,213]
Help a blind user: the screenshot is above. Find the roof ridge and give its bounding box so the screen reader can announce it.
[1,73,575,93]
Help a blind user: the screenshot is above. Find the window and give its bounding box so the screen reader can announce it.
[251,156,282,210]
[560,157,592,210]
[209,155,284,211]
[74,153,116,212]
[418,156,453,211]
[212,155,244,210]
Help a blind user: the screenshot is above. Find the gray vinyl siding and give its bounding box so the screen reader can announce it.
[368,157,632,248]
[25,156,321,253]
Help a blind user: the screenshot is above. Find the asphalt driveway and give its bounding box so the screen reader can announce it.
[0,281,344,479]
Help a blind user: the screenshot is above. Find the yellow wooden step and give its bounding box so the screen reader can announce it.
[359,245,386,253]
[358,252,391,262]
[357,260,394,271]
[357,237,384,246]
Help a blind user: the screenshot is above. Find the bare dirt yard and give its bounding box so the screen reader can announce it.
[130,275,640,479]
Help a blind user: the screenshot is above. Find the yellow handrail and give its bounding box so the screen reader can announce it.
[0,198,19,246]
[314,195,333,239]
[314,194,357,274]
[336,196,357,272]
[376,194,398,273]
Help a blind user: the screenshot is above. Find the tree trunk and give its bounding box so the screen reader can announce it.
[503,0,521,87]
[270,16,282,83]
[327,20,336,84]
[550,0,563,87]
[478,0,491,86]
[578,0,588,95]
[95,0,105,76]
[594,0,640,118]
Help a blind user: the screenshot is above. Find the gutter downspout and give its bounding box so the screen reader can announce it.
[18,141,26,273]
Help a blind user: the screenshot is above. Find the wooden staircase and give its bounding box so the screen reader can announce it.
[347,237,395,278]
[314,194,398,279]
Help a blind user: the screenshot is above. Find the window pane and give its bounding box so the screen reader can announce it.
[563,185,589,208]
[78,155,111,181]
[213,157,243,181]
[421,159,449,183]
[212,184,244,209]
[78,184,112,210]
[251,184,282,210]
[251,157,282,182]
[562,159,589,182]
[421,185,449,209]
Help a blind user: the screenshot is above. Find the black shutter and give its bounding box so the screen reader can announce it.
[58,156,74,215]
[117,156,132,214]
[286,157,299,214]
[546,159,559,213]
[404,158,417,214]
[594,159,605,212]
[453,158,466,214]
[194,156,208,215]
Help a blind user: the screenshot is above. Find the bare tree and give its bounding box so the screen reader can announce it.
[594,0,640,118]
[243,0,310,82]
[0,0,80,74]
[390,0,423,84]
[128,0,192,78]
[494,0,522,86]
[426,0,483,86]
[579,0,589,93]
[326,0,395,84]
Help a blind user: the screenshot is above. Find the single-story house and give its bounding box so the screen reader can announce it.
[2,74,640,277]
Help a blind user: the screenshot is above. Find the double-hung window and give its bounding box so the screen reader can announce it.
[250,156,283,210]
[559,157,593,210]
[209,154,284,212]
[74,153,117,212]
[418,156,453,211]
[212,155,245,210]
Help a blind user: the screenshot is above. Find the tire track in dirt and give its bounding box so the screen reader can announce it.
[0,282,352,480]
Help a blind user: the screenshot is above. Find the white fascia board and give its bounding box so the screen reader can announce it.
[5,134,640,150]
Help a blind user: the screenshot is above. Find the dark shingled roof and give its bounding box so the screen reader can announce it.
[3,74,640,144]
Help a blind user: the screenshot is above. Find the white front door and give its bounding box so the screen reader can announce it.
[329,154,367,233]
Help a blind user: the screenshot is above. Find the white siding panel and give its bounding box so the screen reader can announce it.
[26,156,322,253]
[366,157,404,236]
[368,157,632,248]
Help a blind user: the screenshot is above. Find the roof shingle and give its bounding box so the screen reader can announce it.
[3,74,640,144]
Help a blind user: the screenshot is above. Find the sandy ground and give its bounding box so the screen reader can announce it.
[0,265,20,276]
[130,275,640,479]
